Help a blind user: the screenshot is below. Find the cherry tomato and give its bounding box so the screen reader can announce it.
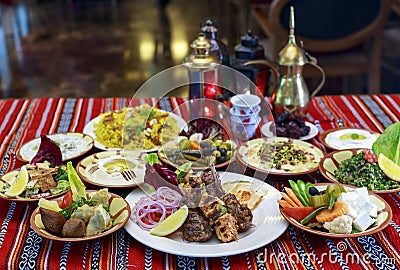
[62,190,73,209]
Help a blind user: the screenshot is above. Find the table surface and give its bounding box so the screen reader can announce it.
[0,95,399,270]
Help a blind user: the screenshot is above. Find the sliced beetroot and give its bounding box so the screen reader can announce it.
[30,135,62,167]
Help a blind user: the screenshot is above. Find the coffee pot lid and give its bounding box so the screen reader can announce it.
[278,6,307,66]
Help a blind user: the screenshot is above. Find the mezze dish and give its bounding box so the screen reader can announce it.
[319,128,379,150]
[320,123,400,193]
[30,189,130,241]
[279,182,392,238]
[158,137,236,170]
[0,163,70,202]
[237,137,324,175]
[83,104,186,151]
[30,162,130,241]
[319,149,400,193]
[17,132,94,163]
[124,172,288,257]
[76,150,146,188]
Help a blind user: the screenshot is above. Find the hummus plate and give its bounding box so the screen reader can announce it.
[76,150,147,188]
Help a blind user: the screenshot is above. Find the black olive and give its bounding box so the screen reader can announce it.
[219,148,227,156]
[308,187,320,196]
[217,156,227,164]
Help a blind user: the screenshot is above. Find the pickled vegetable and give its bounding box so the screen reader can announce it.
[309,193,329,208]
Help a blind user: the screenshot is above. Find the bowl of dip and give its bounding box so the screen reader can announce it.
[319,128,379,151]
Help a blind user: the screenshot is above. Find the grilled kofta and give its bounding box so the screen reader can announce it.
[222,193,253,232]
[214,213,238,242]
[182,209,213,242]
[199,193,226,221]
[201,171,225,198]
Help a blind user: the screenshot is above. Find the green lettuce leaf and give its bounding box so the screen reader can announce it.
[372,123,400,165]
[143,153,158,165]
[67,161,87,200]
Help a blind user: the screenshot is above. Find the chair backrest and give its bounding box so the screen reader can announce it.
[268,0,393,54]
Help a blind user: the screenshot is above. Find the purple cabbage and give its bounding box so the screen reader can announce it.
[30,135,62,167]
[179,119,222,140]
[144,163,180,193]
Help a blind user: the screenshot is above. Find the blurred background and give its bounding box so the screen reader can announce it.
[0,0,399,99]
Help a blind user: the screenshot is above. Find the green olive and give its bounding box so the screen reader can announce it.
[179,138,192,150]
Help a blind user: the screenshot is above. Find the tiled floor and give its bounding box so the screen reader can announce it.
[0,0,399,99]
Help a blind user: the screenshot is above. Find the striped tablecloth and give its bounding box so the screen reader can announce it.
[0,95,399,270]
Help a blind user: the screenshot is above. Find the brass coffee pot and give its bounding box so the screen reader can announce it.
[245,6,325,118]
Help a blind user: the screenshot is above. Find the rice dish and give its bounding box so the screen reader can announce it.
[94,104,180,150]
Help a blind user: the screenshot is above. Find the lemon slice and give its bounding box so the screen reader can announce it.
[5,166,29,197]
[150,205,189,236]
[378,153,400,181]
[38,198,62,212]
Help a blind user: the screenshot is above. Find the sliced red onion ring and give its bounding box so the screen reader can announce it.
[131,187,182,231]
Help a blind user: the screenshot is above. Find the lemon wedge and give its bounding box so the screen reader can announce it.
[378,153,400,181]
[38,198,62,212]
[5,166,29,197]
[150,205,189,236]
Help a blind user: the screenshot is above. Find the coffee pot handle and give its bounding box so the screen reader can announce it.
[243,60,280,98]
[307,62,326,98]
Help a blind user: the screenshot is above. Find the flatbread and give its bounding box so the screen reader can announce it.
[223,181,264,210]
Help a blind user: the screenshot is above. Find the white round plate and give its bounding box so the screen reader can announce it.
[77,150,147,188]
[124,172,288,257]
[17,132,94,162]
[261,121,318,140]
[83,109,186,152]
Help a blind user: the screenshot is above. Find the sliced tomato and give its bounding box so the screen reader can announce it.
[281,207,316,222]
[61,190,73,209]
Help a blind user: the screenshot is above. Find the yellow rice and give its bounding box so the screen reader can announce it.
[94,104,180,150]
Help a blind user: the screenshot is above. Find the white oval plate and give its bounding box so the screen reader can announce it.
[17,132,94,162]
[238,137,324,175]
[319,128,379,150]
[261,121,318,141]
[77,150,147,188]
[124,172,288,257]
[83,109,186,152]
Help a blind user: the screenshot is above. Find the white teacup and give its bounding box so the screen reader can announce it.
[231,115,261,141]
[230,94,261,115]
[229,106,260,124]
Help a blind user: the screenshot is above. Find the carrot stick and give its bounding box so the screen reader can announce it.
[277,199,292,208]
[280,192,298,207]
[284,187,304,207]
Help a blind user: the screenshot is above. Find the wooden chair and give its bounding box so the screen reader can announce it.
[251,0,394,94]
